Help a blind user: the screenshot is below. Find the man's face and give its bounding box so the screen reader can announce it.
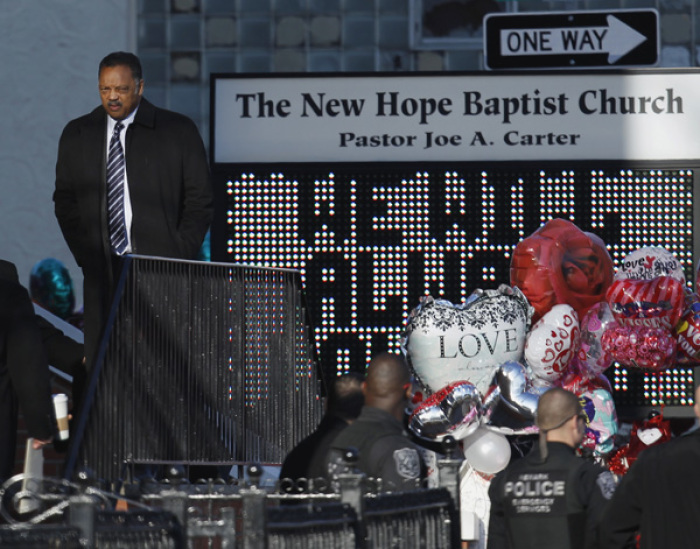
[573,413,587,446]
[98,65,143,120]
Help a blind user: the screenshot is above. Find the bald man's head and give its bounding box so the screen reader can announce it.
[535,387,587,460]
[536,387,582,431]
[364,352,411,418]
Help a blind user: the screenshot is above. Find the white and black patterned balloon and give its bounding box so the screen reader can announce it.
[403,285,534,395]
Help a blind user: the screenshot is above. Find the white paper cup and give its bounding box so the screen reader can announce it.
[53,393,69,440]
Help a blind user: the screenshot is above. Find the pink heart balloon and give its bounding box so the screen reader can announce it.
[601,323,677,371]
[576,301,616,376]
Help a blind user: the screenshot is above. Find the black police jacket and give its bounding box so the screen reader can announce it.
[326,406,425,490]
[487,441,616,549]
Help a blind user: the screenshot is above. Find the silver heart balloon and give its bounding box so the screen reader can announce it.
[496,361,549,420]
[408,381,482,441]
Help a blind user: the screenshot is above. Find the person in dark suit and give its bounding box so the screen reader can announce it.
[0,260,55,483]
[53,51,213,405]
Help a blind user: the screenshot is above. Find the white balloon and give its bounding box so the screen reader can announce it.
[462,426,511,475]
[615,246,685,284]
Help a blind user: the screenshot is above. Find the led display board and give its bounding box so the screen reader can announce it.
[211,71,700,418]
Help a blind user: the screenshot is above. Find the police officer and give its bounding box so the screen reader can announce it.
[487,387,616,549]
[325,352,425,490]
[599,384,700,548]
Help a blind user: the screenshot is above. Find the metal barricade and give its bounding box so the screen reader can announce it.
[364,489,458,549]
[267,502,359,549]
[93,509,183,548]
[0,508,182,549]
[0,454,462,548]
[66,256,323,485]
[0,524,82,548]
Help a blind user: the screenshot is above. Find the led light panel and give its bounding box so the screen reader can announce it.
[213,164,696,415]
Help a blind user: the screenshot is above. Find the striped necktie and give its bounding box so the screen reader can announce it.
[107,121,127,254]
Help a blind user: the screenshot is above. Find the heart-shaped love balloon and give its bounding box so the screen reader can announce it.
[606,276,685,330]
[408,381,482,441]
[403,285,533,395]
[524,304,580,383]
[615,246,686,284]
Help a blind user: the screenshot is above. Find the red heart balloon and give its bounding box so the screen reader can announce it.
[510,218,614,323]
[676,304,700,364]
[606,276,685,330]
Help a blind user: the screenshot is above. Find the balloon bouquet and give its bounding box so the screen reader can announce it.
[403,218,692,476]
[403,286,532,474]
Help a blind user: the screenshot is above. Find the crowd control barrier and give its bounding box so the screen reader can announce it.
[65,255,323,485]
[0,452,461,548]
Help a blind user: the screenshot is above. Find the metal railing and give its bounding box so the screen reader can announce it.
[1,447,462,549]
[66,256,323,485]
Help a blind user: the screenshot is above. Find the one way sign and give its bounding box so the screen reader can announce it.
[484,9,659,70]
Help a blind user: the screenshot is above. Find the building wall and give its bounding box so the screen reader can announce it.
[140,0,698,141]
[0,0,695,305]
[0,0,132,306]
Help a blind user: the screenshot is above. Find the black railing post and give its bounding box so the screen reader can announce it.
[160,465,190,544]
[437,436,464,547]
[437,436,463,510]
[240,464,267,549]
[336,448,366,547]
